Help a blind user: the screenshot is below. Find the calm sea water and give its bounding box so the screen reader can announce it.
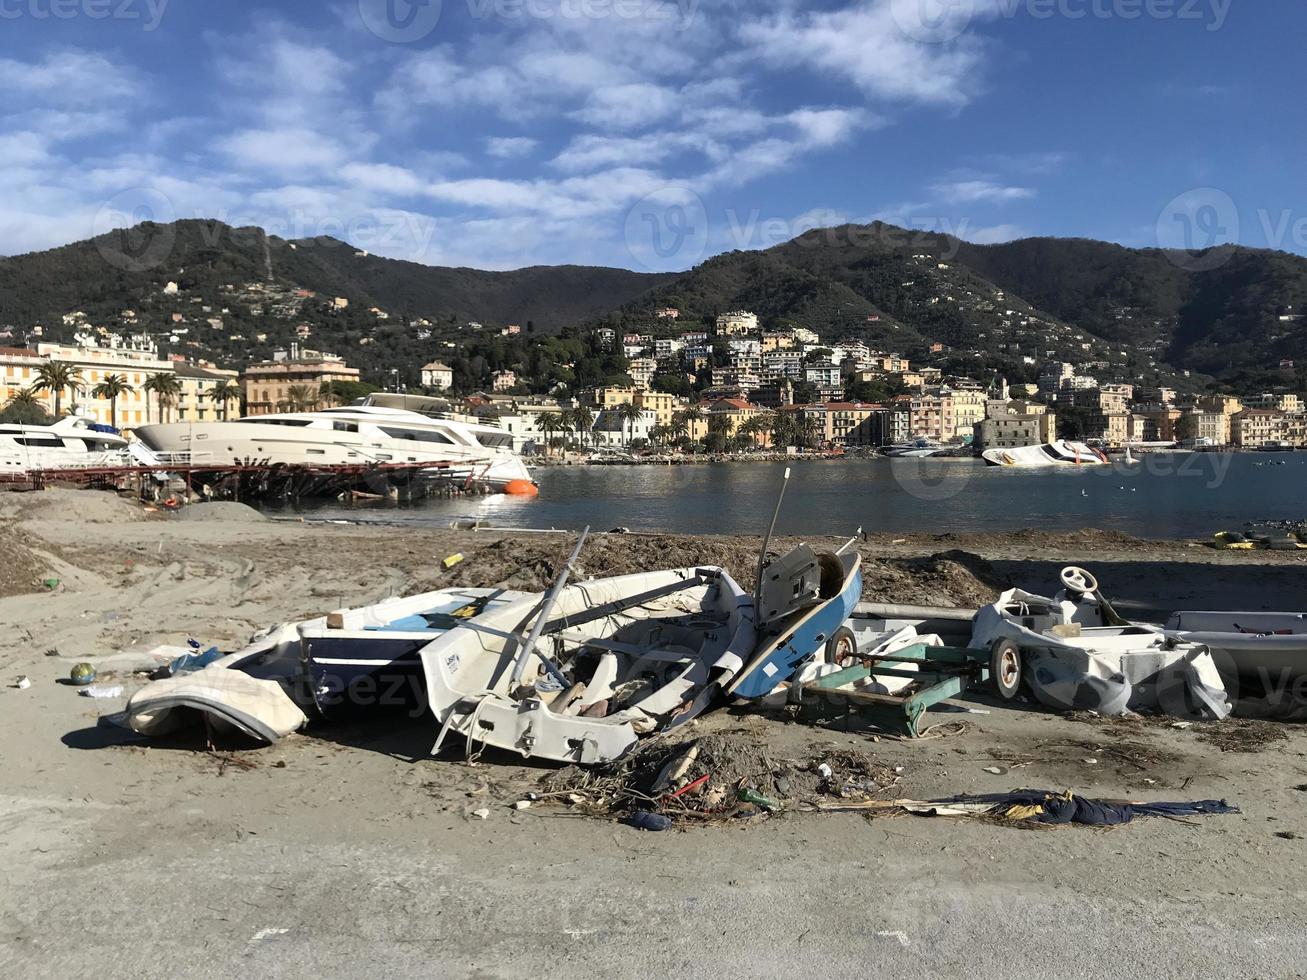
[278,454,1307,539]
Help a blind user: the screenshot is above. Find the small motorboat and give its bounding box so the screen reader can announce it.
[124,587,526,744]
[885,439,948,458]
[969,567,1230,719]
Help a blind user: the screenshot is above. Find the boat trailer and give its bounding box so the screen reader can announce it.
[792,640,1019,739]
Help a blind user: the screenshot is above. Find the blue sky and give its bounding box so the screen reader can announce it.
[0,0,1302,272]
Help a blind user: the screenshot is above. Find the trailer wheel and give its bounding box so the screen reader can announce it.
[990,640,1023,700]
[827,627,859,666]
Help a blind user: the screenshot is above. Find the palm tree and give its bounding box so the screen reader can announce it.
[535,410,564,457]
[143,373,183,423]
[206,379,241,421]
[648,423,669,448]
[568,406,594,450]
[5,387,40,410]
[799,415,825,450]
[738,416,766,450]
[90,374,133,429]
[672,406,704,450]
[286,384,318,412]
[616,402,643,447]
[33,362,83,417]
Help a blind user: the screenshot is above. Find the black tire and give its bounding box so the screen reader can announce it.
[990,639,1023,701]
[826,626,859,666]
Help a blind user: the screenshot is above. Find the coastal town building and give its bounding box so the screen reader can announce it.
[491,370,518,392]
[975,415,1048,450]
[628,358,657,390]
[0,347,45,408]
[421,361,454,391]
[703,398,764,440]
[715,311,759,337]
[1232,409,1304,448]
[1243,393,1303,413]
[801,402,904,447]
[1176,410,1232,447]
[242,350,360,416]
[174,362,241,423]
[34,338,172,428]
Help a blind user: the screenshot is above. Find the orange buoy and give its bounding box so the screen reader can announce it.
[503,480,539,498]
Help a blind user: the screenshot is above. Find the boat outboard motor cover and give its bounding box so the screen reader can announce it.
[757,544,822,627]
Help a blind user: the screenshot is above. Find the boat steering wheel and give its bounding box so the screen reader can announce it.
[1060,566,1099,596]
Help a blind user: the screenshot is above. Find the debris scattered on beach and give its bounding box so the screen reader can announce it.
[1197,719,1290,754]
[538,729,902,826]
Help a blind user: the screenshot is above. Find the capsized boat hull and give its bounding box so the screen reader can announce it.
[981,441,1109,468]
[124,588,522,743]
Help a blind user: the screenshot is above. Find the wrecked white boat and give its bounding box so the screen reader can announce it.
[422,563,756,765]
[124,587,526,744]
[970,567,1230,719]
[1166,611,1307,695]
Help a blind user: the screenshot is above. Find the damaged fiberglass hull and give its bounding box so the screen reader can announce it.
[421,567,756,765]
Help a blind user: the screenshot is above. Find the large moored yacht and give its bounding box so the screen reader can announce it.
[133,405,533,490]
[0,416,130,476]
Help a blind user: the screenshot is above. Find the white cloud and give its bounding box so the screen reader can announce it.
[572,83,680,130]
[485,137,539,159]
[737,2,991,107]
[0,49,142,105]
[932,180,1036,203]
[217,128,350,172]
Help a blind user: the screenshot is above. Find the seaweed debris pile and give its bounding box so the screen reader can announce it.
[538,728,902,827]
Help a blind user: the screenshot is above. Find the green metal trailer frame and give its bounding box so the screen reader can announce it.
[800,642,1006,738]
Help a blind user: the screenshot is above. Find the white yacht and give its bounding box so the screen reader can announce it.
[133,406,533,490]
[981,440,1110,468]
[885,439,949,458]
[0,416,130,476]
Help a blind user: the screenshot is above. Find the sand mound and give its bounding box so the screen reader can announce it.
[0,525,51,597]
[440,534,1004,608]
[0,488,146,524]
[175,502,267,523]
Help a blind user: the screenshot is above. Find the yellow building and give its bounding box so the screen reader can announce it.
[703,397,764,439]
[243,352,360,415]
[33,341,172,429]
[175,362,242,422]
[591,387,684,428]
[0,347,44,406]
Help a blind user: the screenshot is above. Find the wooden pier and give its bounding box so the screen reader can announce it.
[1,458,509,504]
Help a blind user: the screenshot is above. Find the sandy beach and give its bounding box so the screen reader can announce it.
[3,489,1307,978]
